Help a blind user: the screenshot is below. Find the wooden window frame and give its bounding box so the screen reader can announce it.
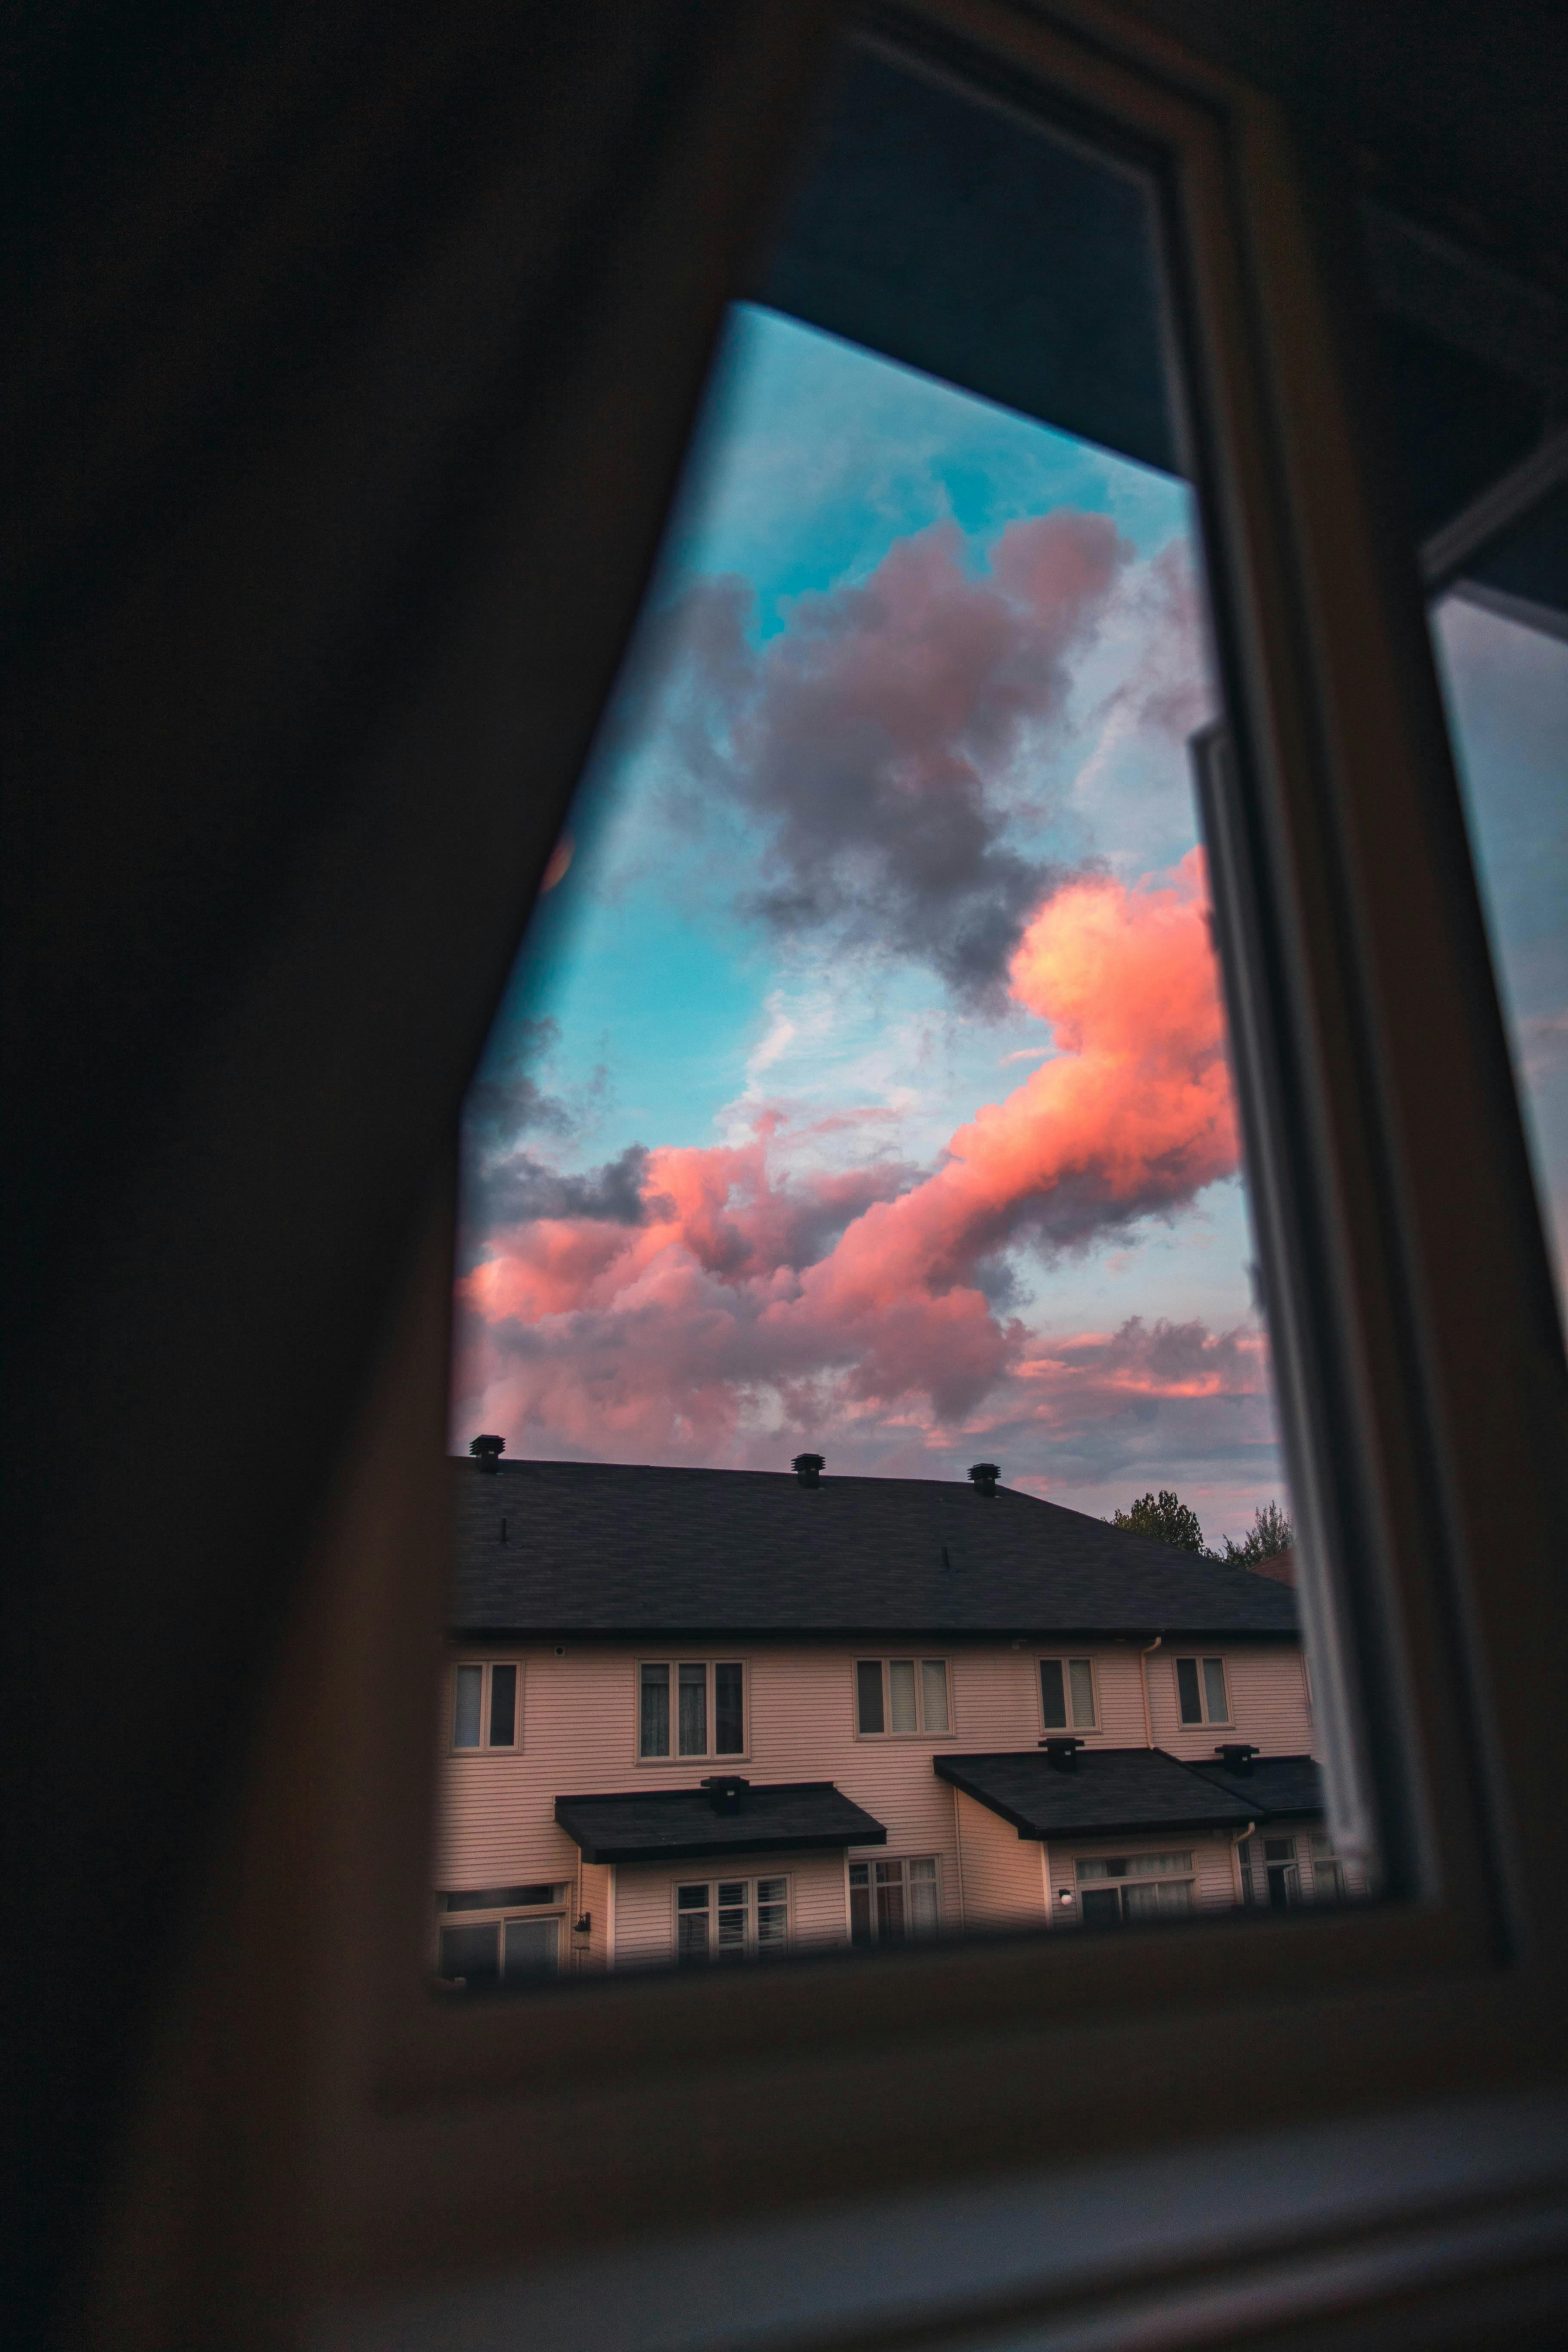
[635,1656,750,1764]
[122,5,1568,2338]
[1038,1653,1099,1733]
[447,1656,522,1754]
[853,1656,953,1739]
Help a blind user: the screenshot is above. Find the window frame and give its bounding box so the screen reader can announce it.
[849,1856,942,1945]
[433,1887,568,1987]
[1075,1848,1196,1926]
[1038,1653,1099,1733]
[175,5,1568,2334]
[635,1656,749,1764]
[447,1656,523,1753]
[1173,1654,1232,1728]
[853,1656,953,1739]
[672,1873,791,1963]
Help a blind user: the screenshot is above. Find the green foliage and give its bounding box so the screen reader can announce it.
[1111,1489,1206,1553]
[1219,1500,1295,1564]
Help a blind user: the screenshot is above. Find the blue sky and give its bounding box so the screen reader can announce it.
[452,303,1564,1545]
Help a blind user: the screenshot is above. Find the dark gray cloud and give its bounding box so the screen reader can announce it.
[647,511,1131,1000]
[470,1142,660,1235]
[463,1018,572,1150]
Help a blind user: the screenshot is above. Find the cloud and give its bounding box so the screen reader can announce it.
[469,1142,660,1232]
[462,1017,572,1148]
[646,511,1134,998]
[455,853,1244,1467]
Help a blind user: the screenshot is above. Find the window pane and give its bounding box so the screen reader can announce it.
[716,1898,749,1958]
[1068,1658,1095,1727]
[442,1883,561,1911]
[1175,1658,1202,1724]
[502,1916,559,1976]
[678,1662,708,1756]
[877,1876,906,1940]
[757,1901,788,1950]
[1202,1657,1229,1722]
[1125,1851,1192,1877]
[888,1659,917,1734]
[676,1882,708,1909]
[855,1660,884,1736]
[908,1869,939,1934]
[676,1909,709,1964]
[452,1665,482,1750]
[921,1660,949,1734]
[757,1877,787,1906]
[639,1663,670,1758]
[1431,592,1568,1324]
[1039,1659,1067,1728]
[849,1877,873,1947]
[438,1923,499,1986]
[1080,1888,1122,1928]
[714,1661,744,1754]
[488,1662,517,1747]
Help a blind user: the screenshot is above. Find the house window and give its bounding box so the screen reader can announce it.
[638,1660,745,1759]
[849,1857,940,1944]
[1076,1852,1194,1926]
[1040,1656,1097,1731]
[674,1875,788,1962]
[1174,1656,1230,1726]
[855,1659,950,1737]
[435,1885,567,1987]
[450,1660,520,1751]
[1309,1832,1346,1903]
[1262,1835,1300,1909]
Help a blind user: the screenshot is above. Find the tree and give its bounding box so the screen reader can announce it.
[1219,1500,1295,1564]
[1111,1489,1206,1553]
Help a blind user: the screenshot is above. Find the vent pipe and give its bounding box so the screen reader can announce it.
[792,1452,824,1488]
[969,1461,1000,1496]
[470,1434,504,1473]
[702,1775,750,1815]
[1216,1742,1259,1774]
[1041,1736,1084,1772]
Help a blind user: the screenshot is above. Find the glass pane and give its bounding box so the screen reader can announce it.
[442,1883,560,1911]
[639,1663,670,1758]
[855,1661,884,1736]
[717,1880,747,1908]
[877,1877,906,1940]
[757,1877,787,1905]
[1068,1659,1095,1727]
[1202,1658,1229,1722]
[452,1665,482,1750]
[921,1660,949,1734]
[1431,592,1568,1322]
[1175,1658,1203,1725]
[676,1882,708,1909]
[849,1880,873,1947]
[488,1662,517,1747]
[908,1871,939,1934]
[677,1909,710,1964]
[438,1923,499,1986]
[1076,1858,1114,1880]
[714,1661,745,1754]
[678,1662,708,1756]
[503,1916,559,1976]
[1080,1888,1122,1929]
[888,1660,917,1735]
[716,1901,749,1958]
[1039,1658,1066,1729]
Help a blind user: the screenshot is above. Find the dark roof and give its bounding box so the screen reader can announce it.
[554,1781,887,1865]
[451,1459,1301,1640]
[935,1748,1264,1839]
[1186,1753,1325,1818]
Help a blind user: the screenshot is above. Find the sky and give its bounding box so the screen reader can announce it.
[450,302,1566,1544]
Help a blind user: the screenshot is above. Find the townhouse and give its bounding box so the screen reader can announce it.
[435,1445,1363,1985]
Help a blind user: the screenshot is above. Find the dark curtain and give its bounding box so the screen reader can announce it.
[1,4,831,2333]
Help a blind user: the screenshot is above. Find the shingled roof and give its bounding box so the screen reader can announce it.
[450,1458,1300,1640]
[934,1748,1263,1839]
[554,1782,887,1864]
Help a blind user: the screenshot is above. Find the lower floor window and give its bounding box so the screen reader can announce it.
[1308,1831,1346,1902]
[675,1875,788,1962]
[849,1855,939,1944]
[437,1900,564,1987]
[1076,1851,1194,1926]
[1261,1834,1300,1910]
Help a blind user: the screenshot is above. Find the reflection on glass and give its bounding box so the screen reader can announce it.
[1431,591,1568,1318]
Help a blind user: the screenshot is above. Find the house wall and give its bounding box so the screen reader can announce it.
[952,1788,1048,1932]
[610,1848,850,1971]
[433,1636,1313,1941]
[1045,1831,1245,1919]
[575,1859,614,1971]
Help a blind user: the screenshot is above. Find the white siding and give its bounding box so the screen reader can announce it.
[952,1789,1047,1931]
[1149,1642,1312,1760]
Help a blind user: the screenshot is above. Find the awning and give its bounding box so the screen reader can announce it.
[936,1748,1261,1841]
[555,1780,887,1866]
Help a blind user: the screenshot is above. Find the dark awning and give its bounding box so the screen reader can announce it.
[936,1748,1261,1841]
[555,1781,887,1866]
[1185,1754,1325,1820]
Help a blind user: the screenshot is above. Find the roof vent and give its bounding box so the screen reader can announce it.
[1041,1736,1084,1772]
[702,1774,750,1815]
[969,1461,999,1496]
[470,1434,505,1473]
[1216,1742,1258,1773]
[792,1452,824,1488]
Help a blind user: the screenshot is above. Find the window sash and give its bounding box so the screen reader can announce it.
[675,1875,789,1961]
[1041,1657,1096,1730]
[850,1858,940,1943]
[856,1658,950,1736]
[639,1661,746,1759]
[1175,1657,1228,1725]
[452,1661,519,1751]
